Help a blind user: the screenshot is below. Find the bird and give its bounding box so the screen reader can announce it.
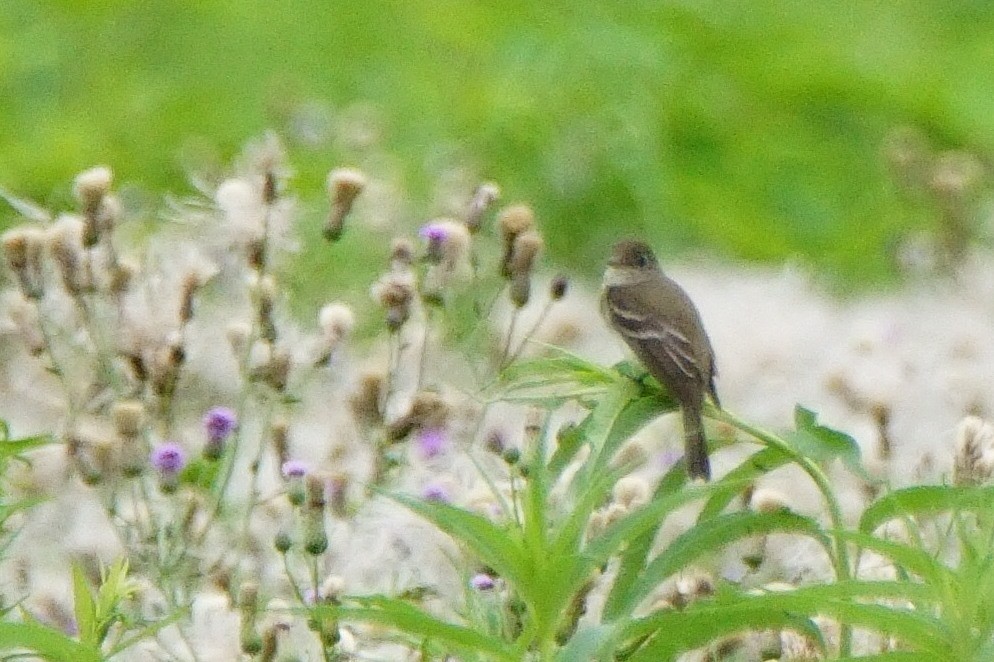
[601,239,720,480]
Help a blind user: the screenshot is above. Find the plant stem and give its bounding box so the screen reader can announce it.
[711,406,854,655]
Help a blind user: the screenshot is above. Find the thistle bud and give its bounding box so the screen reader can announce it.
[238,582,263,655]
[550,274,569,301]
[282,460,308,506]
[304,474,329,555]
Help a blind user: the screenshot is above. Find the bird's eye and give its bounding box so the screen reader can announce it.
[637,253,650,267]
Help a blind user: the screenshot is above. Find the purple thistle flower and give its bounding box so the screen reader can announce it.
[470,573,496,591]
[150,442,187,475]
[422,483,450,503]
[418,223,449,243]
[282,460,309,479]
[203,406,237,444]
[417,427,448,460]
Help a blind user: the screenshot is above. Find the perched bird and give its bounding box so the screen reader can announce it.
[602,239,720,480]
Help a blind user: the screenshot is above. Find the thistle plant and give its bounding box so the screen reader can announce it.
[1,134,993,660]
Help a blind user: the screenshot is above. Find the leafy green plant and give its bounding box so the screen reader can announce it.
[0,559,177,661]
[312,352,886,659]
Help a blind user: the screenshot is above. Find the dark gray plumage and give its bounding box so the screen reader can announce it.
[602,239,719,480]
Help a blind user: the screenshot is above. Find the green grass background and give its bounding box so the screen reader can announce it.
[3,0,994,297]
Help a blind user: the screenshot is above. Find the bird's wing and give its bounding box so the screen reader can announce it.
[604,287,700,381]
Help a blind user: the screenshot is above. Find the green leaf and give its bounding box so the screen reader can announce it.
[495,350,618,404]
[622,581,946,661]
[0,433,55,461]
[71,564,98,650]
[580,485,713,620]
[179,457,221,491]
[547,417,587,478]
[314,596,518,661]
[787,405,865,477]
[622,599,825,661]
[860,485,994,534]
[0,622,101,662]
[620,510,832,618]
[390,494,532,600]
[835,530,951,591]
[555,623,619,662]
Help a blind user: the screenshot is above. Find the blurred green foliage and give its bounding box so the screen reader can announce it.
[3,0,994,291]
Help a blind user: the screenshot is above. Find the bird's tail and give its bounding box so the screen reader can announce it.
[682,403,711,481]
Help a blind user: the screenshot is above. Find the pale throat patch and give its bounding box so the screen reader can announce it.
[603,265,654,287]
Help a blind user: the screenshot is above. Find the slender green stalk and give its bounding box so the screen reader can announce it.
[711,406,854,655]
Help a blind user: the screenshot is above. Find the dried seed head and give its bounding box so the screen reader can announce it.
[954,415,994,486]
[3,226,46,299]
[270,419,290,468]
[318,303,355,342]
[465,182,500,232]
[350,372,385,427]
[929,151,983,199]
[2,228,30,272]
[497,204,535,242]
[326,168,367,206]
[306,473,327,509]
[109,258,138,294]
[73,166,113,209]
[112,400,145,439]
[386,391,449,440]
[226,321,253,357]
[47,216,88,295]
[251,274,278,343]
[324,168,366,241]
[612,476,650,510]
[371,271,415,331]
[328,473,349,518]
[749,487,791,514]
[178,272,202,324]
[390,237,415,268]
[248,132,288,204]
[509,231,543,277]
[264,348,292,392]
